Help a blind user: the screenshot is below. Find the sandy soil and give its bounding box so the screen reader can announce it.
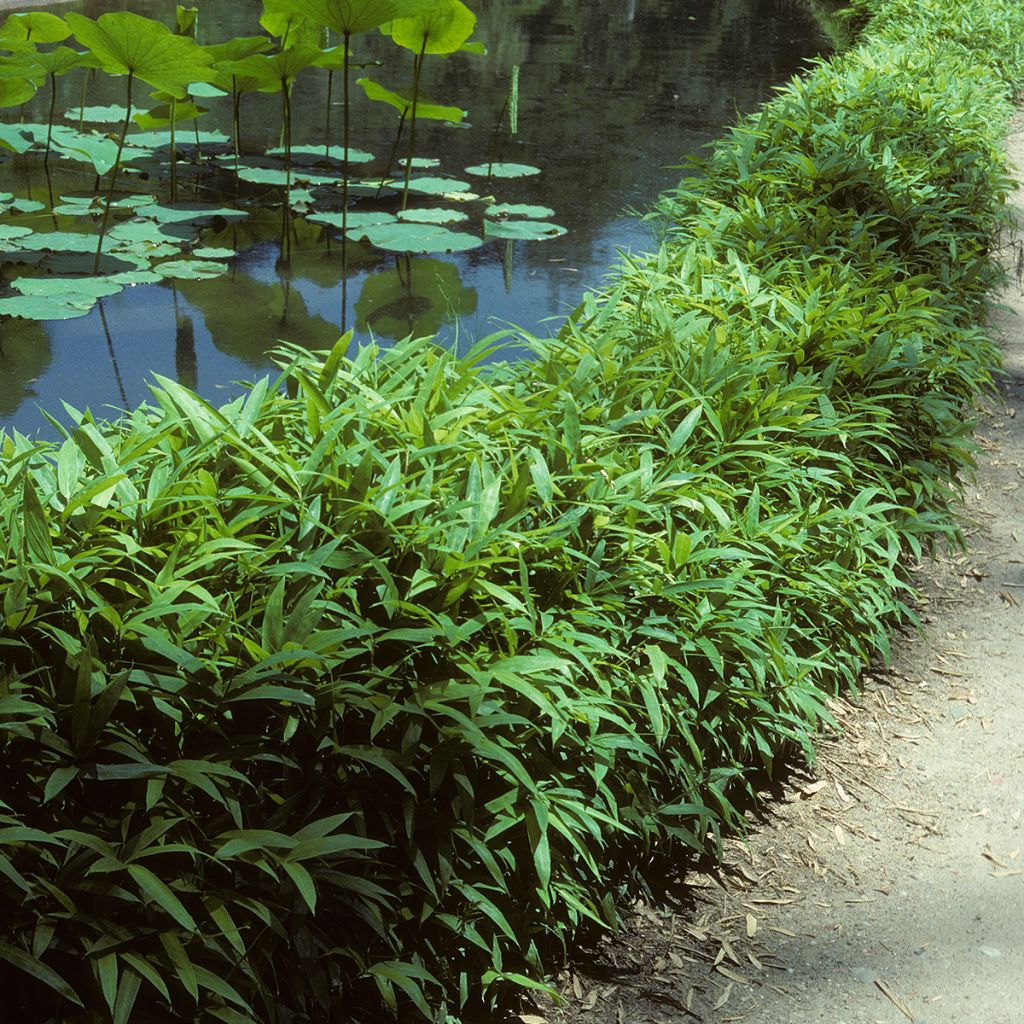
[536,112,1024,1024]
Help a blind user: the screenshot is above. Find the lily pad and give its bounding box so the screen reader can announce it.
[141,203,248,227]
[19,231,116,254]
[399,157,441,169]
[485,203,556,220]
[13,276,124,302]
[309,210,396,230]
[155,259,228,280]
[0,224,33,242]
[109,220,179,245]
[62,104,127,123]
[5,198,45,215]
[126,129,229,149]
[109,269,163,286]
[235,165,342,187]
[268,144,374,164]
[191,246,235,260]
[465,162,542,178]
[404,176,472,196]
[483,219,567,241]
[0,294,94,320]
[397,207,468,225]
[0,124,34,154]
[188,82,228,98]
[353,222,481,254]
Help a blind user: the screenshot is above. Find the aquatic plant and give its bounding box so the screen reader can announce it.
[63,11,214,270]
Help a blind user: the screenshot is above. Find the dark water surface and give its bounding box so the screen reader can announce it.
[0,0,827,436]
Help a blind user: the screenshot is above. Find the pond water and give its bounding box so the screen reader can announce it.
[0,0,828,436]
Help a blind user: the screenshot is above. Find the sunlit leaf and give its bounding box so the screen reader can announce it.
[64,12,215,98]
[356,76,465,122]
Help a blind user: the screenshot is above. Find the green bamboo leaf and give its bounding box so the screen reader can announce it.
[96,953,118,1016]
[158,932,197,1001]
[0,941,83,1007]
[128,864,197,931]
[282,860,317,913]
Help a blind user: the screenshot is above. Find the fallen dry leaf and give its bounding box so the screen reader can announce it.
[874,978,915,1021]
[746,914,757,938]
[712,982,734,1010]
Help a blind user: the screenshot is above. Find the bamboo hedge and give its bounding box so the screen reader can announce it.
[1,0,1022,1020]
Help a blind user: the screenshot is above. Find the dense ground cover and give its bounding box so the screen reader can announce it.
[1,0,1022,1021]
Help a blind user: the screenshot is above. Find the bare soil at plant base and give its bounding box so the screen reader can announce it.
[532,112,1024,1024]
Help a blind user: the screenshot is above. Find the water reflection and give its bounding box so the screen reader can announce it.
[0,0,827,435]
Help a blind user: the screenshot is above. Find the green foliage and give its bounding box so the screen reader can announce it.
[1,0,1023,1021]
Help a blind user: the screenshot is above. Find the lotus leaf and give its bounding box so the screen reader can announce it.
[140,203,248,226]
[64,12,215,99]
[262,0,437,38]
[268,144,374,164]
[187,82,227,98]
[0,124,33,153]
[126,129,229,149]
[465,162,542,178]
[5,199,44,214]
[405,176,472,195]
[356,77,465,122]
[236,166,342,187]
[485,203,556,220]
[386,0,476,55]
[397,207,468,224]
[13,276,124,302]
[133,101,207,131]
[0,225,33,241]
[155,259,227,280]
[483,219,566,241]
[0,294,94,320]
[353,221,481,253]
[192,247,235,260]
[62,105,127,124]
[0,11,70,45]
[309,210,396,229]
[0,73,39,108]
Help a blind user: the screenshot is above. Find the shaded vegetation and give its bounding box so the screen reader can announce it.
[0,0,1022,1021]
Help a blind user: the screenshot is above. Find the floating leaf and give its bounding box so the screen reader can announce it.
[155,259,228,280]
[140,203,248,226]
[13,276,124,302]
[484,220,566,241]
[0,225,33,242]
[397,207,468,225]
[0,124,34,153]
[465,162,541,178]
[404,176,472,196]
[485,203,555,220]
[191,247,235,260]
[353,221,481,253]
[62,104,127,123]
[188,81,227,98]
[235,166,341,187]
[268,144,374,164]
[127,129,229,148]
[308,210,396,230]
[0,294,94,321]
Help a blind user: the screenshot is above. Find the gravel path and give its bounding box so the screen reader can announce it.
[543,112,1024,1024]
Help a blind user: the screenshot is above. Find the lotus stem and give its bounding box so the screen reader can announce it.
[341,33,351,249]
[376,110,406,199]
[93,72,134,275]
[44,72,56,169]
[401,36,429,211]
[324,69,333,160]
[170,98,178,201]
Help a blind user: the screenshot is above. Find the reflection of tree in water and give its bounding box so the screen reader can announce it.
[0,318,52,419]
[176,268,339,369]
[355,255,476,341]
[170,283,198,392]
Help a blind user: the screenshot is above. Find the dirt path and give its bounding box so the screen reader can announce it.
[542,113,1024,1024]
